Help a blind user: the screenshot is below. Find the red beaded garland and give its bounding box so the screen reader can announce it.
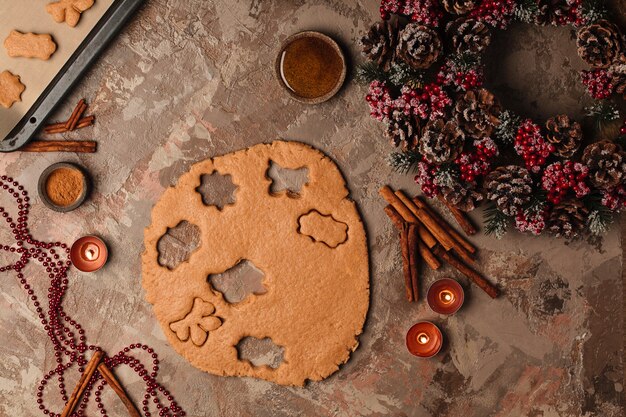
[0,178,184,416]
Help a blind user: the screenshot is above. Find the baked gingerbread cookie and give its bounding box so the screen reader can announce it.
[0,70,25,109]
[46,0,95,27]
[4,31,57,60]
[142,141,370,386]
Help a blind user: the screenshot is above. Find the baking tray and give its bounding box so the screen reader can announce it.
[0,0,145,152]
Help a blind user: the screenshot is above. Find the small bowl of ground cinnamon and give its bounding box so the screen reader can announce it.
[38,162,89,212]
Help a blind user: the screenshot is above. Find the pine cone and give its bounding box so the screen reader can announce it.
[441,0,477,14]
[535,0,572,25]
[396,23,442,69]
[484,165,533,216]
[446,18,491,53]
[441,182,483,212]
[419,118,465,164]
[547,199,589,238]
[360,20,397,71]
[545,115,582,158]
[385,110,421,151]
[577,20,623,68]
[454,89,501,139]
[581,140,626,189]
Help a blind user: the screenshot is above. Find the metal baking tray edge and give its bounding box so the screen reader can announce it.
[0,0,145,152]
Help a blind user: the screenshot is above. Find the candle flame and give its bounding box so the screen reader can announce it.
[81,243,99,261]
[439,289,454,304]
[417,332,430,345]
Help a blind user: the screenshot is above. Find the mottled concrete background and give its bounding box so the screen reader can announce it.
[0,1,625,416]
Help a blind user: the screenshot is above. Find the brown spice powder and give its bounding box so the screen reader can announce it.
[45,168,84,207]
[280,36,343,99]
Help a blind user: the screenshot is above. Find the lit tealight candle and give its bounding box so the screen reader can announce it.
[427,278,464,315]
[70,236,108,272]
[406,322,443,358]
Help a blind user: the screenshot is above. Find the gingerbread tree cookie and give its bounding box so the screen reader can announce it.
[0,71,25,109]
[46,0,95,27]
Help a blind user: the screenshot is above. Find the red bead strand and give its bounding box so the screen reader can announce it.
[0,177,184,417]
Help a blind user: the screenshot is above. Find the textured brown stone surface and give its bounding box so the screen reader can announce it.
[0,0,624,415]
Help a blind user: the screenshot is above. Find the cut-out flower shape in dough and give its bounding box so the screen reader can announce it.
[169,298,222,346]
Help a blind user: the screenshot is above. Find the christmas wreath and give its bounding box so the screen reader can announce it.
[359,0,626,238]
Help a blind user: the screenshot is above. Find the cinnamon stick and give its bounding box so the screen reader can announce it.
[19,140,96,153]
[413,196,476,255]
[408,224,420,301]
[65,99,86,130]
[418,239,442,270]
[395,190,475,265]
[45,115,95,133]
[433,246,499,299]
[437,194,477,236]
[76,115,95,129]
[61,350,103,417]
[400,224,414,302]
[394,190,457,251]
[98,363,141,417]
[384,205,441,270]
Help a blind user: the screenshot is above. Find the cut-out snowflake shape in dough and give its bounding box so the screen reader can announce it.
[195,171,237,210]
[169,298,222,346]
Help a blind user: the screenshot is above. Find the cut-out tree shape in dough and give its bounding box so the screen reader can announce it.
[298,210,348,248]
[157,221,201,270]
[195,171,237,210]
[169,298,222,346]
[267,160,309,197]
[237,337,285,369]
[209,260,267,304]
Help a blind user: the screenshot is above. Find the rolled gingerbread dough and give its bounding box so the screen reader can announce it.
[142,141,370,386]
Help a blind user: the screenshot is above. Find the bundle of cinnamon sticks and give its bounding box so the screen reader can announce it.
[380,186,499,300]
[43,98,95,134]
[18,99,98,153]
[60,351,140,417]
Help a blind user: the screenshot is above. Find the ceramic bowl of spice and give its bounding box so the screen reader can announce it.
[38,162,89,212]
[275,31,346,104]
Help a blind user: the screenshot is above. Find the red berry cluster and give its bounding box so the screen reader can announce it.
[541,161,590,204]
[602,185,626,210]
[455,138,498,182]
[395,83,451,121]
[380,0,443,26]
[366,80,393,122]
[568,0,591,26]
[437,66,484,92]
[581,69,614,99]
[469,0,517,29]
[415,160,440,197]
[515,209,547,235]
[514,120,555,173]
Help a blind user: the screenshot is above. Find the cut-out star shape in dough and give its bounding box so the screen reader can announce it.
[169,298,222,346]
[195,171,237,210]
[0,71,25,109]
